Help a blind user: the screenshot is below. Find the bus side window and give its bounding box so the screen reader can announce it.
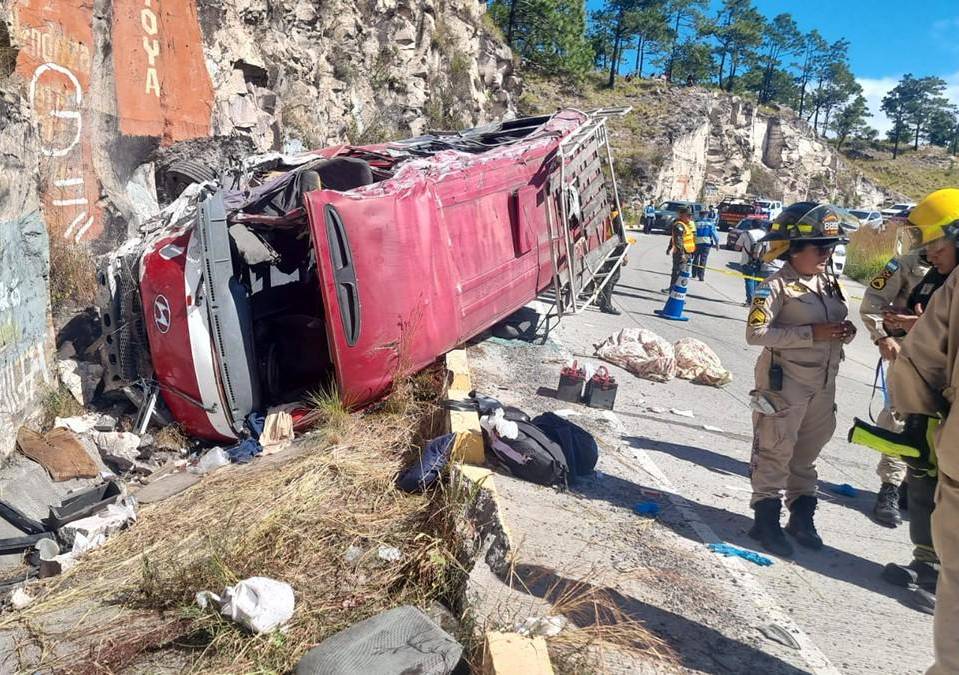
[510,189,535,256]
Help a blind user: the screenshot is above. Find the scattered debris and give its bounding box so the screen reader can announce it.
[831,483,858,498]
[377,546,402,562]
[703,424,724,433]
[10,586,33,609]
[595,328,675,382]
[595,329,731,387]
[670,408,695,418]
[196,576,295,634]
[584,366,618,409]
[54,414,99,434]
[60,496,137,550]
[57,359,104,406]
[552,409,582,418]
[16,427,99,481]
[261,406,295,454]
[133,469,201,504]
[707,542,773,567]
[294,606,462,675]
[633,500,661,517]
[598,409,626,433]
[515,615,568,638]
[674,337,733,386]
[396,434,456,493]
[92,431,141,461]
[343,545,363,563]
[758,623,802,650]
[557,361,588,402]
[191,447,231,475]
[647,406,668,414]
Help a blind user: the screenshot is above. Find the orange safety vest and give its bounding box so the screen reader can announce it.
[674,220,696,254]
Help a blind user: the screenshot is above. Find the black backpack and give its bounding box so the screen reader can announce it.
[531,412,599,480]
[487,421,568,486]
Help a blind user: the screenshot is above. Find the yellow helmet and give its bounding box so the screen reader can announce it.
[898,188,959,251]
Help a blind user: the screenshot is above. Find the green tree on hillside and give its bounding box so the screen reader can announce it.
[632,6,671,77]
[793,30,827,118]
[926,105,959,155]
[662,0,707,81]
[756,13,800,104]
[489,0,594,77]
[703,0,764,92]
[669,41,714,84]
[830,94,870,150]
[881,75,915,159]
[902,76,950,151]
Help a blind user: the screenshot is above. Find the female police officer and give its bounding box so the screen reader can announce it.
[745,203,858,557]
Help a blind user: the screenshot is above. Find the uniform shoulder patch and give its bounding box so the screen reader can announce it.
[748,307,769,327]
[870,263,898,290]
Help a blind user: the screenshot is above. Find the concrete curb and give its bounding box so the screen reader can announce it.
[446,349,554,673]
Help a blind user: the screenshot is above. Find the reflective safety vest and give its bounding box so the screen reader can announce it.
[674,220,696,253]
[695,221,716,246]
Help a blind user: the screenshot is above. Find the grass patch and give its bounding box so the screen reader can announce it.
[5,371,477,674]
[48,236,97,315]
[39,384,84,429]
[847,154,959,201]
[844,226,898,283]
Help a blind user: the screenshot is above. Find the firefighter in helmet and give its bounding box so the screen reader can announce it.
[745,202,857,557]
[888,187,959,671]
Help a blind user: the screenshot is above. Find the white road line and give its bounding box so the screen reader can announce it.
[52,198,88,207]
[54,177,84,187]
[628,446,842,675]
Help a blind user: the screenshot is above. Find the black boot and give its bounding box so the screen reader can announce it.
[748,498,794,557]
[785,495,823,550]
[873,482,902,527]
[898,480,909,511]
[882,559,939,591]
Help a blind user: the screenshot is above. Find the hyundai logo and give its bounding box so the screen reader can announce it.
[153,295,171,334]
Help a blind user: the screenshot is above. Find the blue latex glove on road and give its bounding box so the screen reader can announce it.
[707,542,774,567]
[633,500,661,516]
[831,483,858,497]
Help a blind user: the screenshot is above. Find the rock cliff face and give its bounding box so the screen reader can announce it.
[626,87,901,207]
[2,0,519,249]
[198,0,519,150]
[0,84,55,457]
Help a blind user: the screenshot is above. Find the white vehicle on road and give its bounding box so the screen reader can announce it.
[850,209,883,229]
[754,199,783,221]
[881,202,915,223]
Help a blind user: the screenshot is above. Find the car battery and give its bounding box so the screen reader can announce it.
[557,361,587,402]
[585,367,618,410]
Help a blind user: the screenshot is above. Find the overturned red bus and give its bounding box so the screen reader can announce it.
[97,109,629,441]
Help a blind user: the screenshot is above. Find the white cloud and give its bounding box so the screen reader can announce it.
[856,70,959,137]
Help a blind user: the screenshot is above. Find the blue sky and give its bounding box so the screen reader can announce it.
[586,0,959,132]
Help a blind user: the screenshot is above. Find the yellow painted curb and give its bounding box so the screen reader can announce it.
[483,632,554,675]
[446,349,485,464]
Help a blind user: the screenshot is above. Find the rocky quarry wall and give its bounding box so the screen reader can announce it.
[0,85,55,457]
[624,87,899,207]
[0,0,519,457]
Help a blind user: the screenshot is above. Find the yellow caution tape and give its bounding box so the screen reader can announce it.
[688,262,863,300]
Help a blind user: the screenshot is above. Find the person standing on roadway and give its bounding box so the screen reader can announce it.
[662,206,695,293]
[859,248,929,527]
[692,214,720,281]
[744,202,857,557]
[740,225,768,306]
[643,201,657,234]
[888,190,959,673]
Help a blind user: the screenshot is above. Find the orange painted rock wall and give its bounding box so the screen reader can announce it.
[112,0,213,143]
[10,0,214,243]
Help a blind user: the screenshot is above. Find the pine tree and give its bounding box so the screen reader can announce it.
[488,0,594,77]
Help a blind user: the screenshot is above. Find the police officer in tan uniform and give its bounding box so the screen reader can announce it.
[859,249,929,526]
[888,189,959,673]
[745,202,858,557]
[662,206,696,293]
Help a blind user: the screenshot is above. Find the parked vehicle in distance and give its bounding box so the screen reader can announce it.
[726,215,770,250]
[753,199,783,220]
[717,199,762,231]
[850,209,883,229]
[647,200,704,233]
[97,110,628,441]
[881,202,915,224]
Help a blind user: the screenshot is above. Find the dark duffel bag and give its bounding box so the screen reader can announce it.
[531,412,598,480]
[487,421,568,486]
